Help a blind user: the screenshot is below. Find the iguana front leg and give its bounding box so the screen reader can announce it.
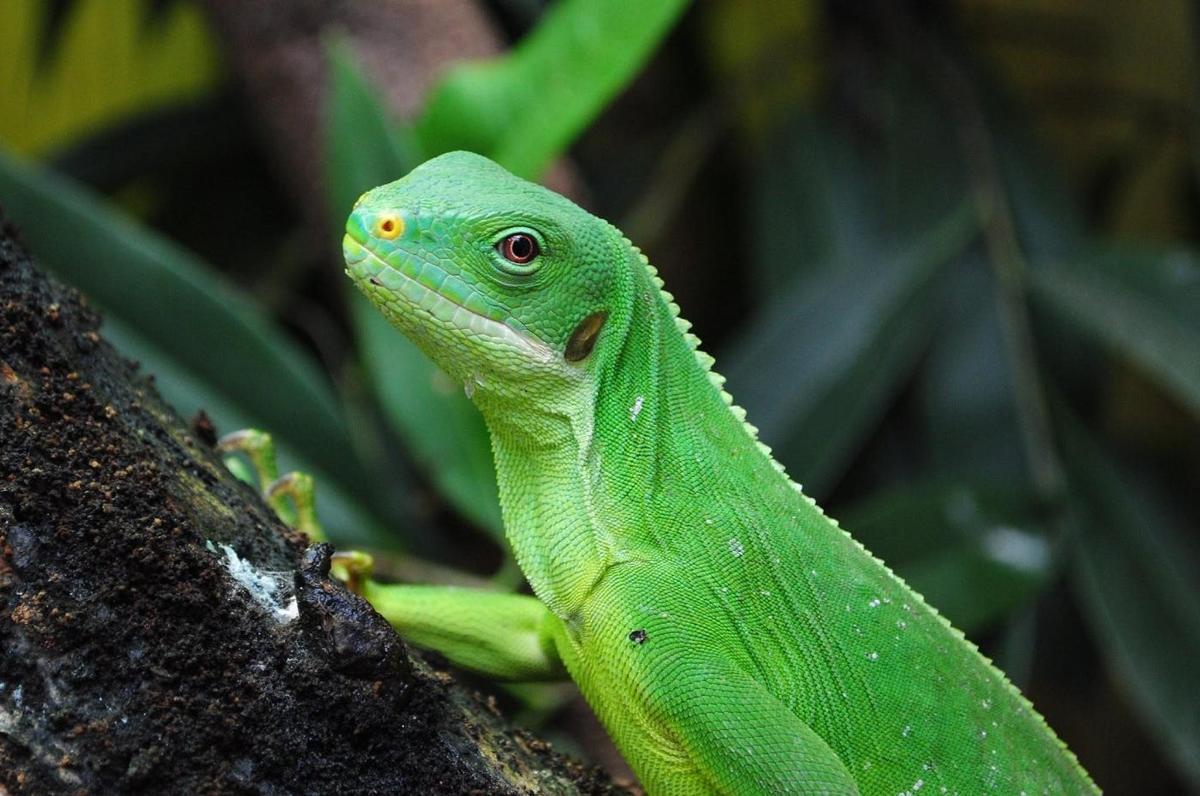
[219,429,564,680]
[364,582,567,681]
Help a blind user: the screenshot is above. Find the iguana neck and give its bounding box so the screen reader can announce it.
[478,253,767,620]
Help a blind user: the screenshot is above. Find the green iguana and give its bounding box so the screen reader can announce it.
[339,151,1098,795]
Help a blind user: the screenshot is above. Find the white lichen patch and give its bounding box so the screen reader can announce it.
[217,543,298,623]
[728,537,745,557]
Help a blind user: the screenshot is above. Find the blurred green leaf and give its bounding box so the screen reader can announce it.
[325,38,420,214]
[723,200,978,498]
[352,307,504,536]
[992,129,1085,264]
[918,93,1084,484]
[0,0,220,157]
[842,480,1050,633]
[326,43,504,538]
[877,67,972,242]
[415,0,690,178]
[753,113,881,292]
[918,252,1030,480]
[742,80,984,497]
[0,148,390,543]
[1060,411,1200,787]
[1031,246,1200,417]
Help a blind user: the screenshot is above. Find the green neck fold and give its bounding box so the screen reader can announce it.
[480,255,762,621]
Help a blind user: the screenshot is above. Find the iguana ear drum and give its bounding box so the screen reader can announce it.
[565,311,608,361]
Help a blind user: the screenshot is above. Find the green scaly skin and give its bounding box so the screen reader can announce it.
[343,152,1099,795]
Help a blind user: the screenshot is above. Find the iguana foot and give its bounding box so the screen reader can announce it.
[265,471,322,539]
[218,429,373,590]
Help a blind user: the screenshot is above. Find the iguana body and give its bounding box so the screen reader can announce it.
[343,152,1098,795]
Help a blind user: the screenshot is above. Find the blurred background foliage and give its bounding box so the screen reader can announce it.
[1,0,1198,792]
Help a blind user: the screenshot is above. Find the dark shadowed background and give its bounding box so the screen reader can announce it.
[1,1,1197,793]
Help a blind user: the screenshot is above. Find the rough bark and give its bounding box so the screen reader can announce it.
[0,219,628,794]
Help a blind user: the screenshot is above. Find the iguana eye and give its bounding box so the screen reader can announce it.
[498,233,539,264]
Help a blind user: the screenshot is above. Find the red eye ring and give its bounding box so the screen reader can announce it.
[498,233,539,264]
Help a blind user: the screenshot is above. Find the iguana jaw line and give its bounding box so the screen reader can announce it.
[344,234,556,364]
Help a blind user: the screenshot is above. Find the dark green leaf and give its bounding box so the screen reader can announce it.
[918,252,1030,480]
[1031,245,1200,417]
[1060,412,1200,787]
[917,90,1084,485]
[752,113,881,292]
[324,38,420,214]
[723,201,979,497]
[325,43,503,537]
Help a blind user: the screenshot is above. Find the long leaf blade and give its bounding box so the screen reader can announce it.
[325,43,503,537]
[415,0,690,179]
[723,201,978,497]
[1031,246,1200,416]
[1060,413,1200,786]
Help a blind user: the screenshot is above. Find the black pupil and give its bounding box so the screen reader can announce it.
[505,234,535,262]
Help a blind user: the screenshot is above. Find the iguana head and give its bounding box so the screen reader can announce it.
[344,151,630,407]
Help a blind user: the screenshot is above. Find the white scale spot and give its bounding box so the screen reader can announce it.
[728,538,745,557]
[869,598,882,608]
[630,395,644,422]
[866,651,880,661]
[902,724,913,737]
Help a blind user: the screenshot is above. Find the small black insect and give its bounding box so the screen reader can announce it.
[628,629,648,645]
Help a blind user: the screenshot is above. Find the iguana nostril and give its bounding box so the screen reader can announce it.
[374,212,404,240]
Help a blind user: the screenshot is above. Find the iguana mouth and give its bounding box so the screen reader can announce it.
[343,232,554,362]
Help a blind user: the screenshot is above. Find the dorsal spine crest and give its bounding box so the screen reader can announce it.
[630,247,806,488]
